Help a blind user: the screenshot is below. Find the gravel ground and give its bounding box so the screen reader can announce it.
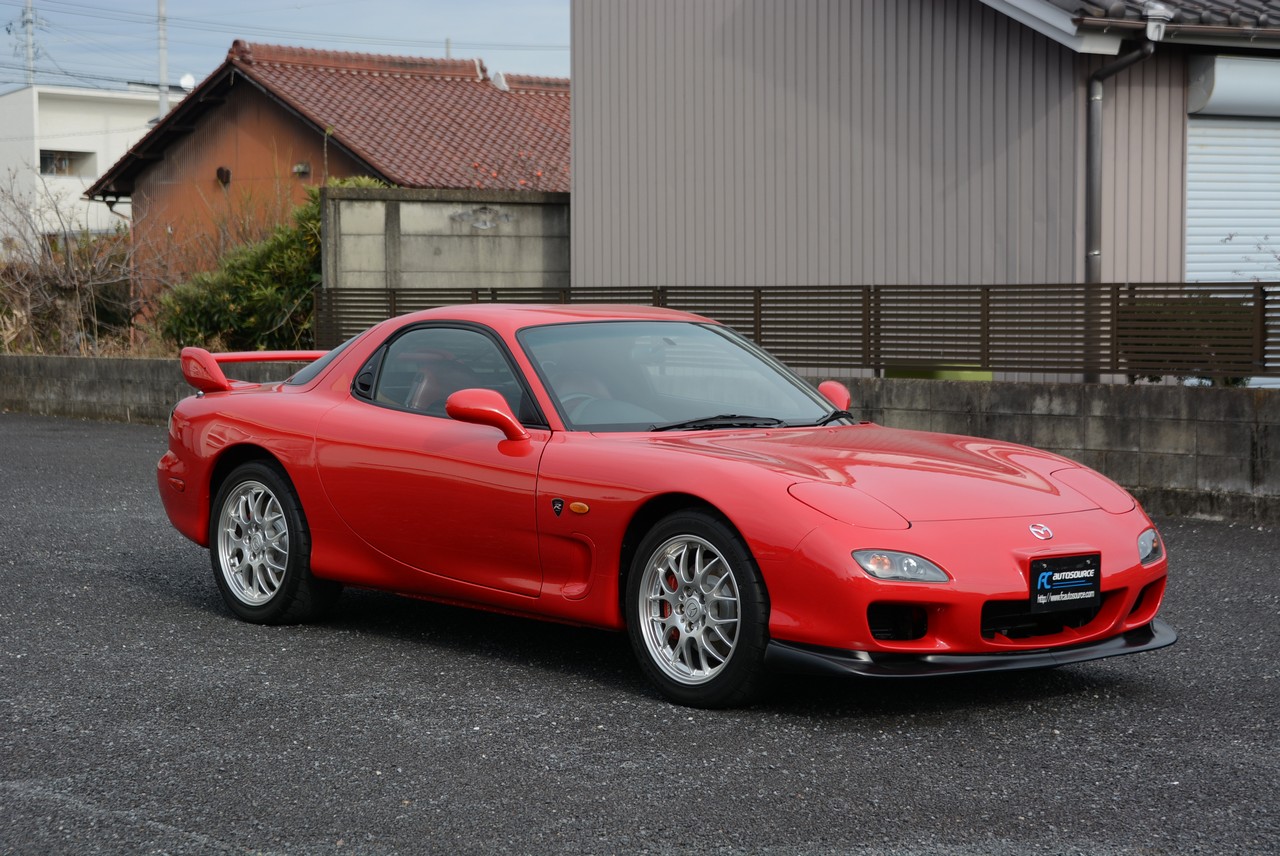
[1,412,1276,855]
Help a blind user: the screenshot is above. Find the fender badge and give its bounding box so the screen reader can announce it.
[1029,523,1054,541]
[569,501,590,515]
[551,499,564,516]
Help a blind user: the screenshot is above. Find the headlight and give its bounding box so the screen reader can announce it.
[853,550,950,583]
[1138,528,1164,565]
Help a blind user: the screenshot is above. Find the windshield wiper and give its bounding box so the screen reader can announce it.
[649,414,788,432]
[816,409,856,426]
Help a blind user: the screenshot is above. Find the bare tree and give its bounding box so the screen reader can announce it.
[0,169,132,354]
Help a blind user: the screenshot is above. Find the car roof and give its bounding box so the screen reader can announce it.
[381,303,718,338]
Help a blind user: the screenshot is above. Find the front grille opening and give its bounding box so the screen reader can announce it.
[981,599,1100,640]
[868,603,928,641]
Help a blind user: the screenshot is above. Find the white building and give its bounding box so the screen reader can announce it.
[0,85,160,245]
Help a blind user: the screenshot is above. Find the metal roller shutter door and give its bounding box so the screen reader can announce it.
[1185,117,1280,282]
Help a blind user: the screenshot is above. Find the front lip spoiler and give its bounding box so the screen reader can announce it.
[764,618,1178,678]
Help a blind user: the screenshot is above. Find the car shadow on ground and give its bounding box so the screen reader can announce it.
[332,585,645,689]
[144,548,1154,716]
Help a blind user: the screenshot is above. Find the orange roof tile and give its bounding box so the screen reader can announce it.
[89,40,569,198]
[226,41,569,192]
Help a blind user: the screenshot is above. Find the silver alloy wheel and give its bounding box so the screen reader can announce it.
[638,534,741,685]
[217,479,290,606]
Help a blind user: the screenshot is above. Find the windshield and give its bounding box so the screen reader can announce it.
[519,320,834,432]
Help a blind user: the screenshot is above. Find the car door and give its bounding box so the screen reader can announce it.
[315,323,549,597]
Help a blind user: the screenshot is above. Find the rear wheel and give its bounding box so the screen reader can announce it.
[210,461,340,624]
[626,510,769,708]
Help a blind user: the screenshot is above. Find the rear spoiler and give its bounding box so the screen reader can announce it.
[180,347,328,393]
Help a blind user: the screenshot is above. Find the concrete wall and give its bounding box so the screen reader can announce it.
[1,354,1275,525]
[841,377,1279,525]
[0,355,306,426]
[322,187,570,291]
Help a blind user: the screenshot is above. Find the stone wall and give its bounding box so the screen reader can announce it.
[839,377,1279,525]
[1,354,1275,525]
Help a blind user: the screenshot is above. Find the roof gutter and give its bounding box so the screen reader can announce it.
[1074,17,1280,49]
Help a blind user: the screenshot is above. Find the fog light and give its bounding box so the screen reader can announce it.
[853,550,949,582]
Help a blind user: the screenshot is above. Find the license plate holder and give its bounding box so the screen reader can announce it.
[1030,554,1101,613]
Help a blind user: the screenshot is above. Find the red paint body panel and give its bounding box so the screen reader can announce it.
[157,304,1172,662]
[314,398,546,596]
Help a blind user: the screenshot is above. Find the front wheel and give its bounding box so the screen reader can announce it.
[210,461,340,624]
[626,510,769,708]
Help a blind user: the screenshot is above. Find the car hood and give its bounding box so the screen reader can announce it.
[648,424,1100,523]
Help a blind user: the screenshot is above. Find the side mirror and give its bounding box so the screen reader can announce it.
[817,380,852,411]
[445,388,530,442]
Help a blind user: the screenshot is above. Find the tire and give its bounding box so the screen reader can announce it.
[209,461,341,624]
[626,510,769,708]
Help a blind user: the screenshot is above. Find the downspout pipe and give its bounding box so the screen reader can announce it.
[1083,37,1155,382]
[1085,38,1155,286]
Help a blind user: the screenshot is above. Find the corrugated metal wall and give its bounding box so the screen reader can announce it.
[1091,51,1188,284]
[571,0,1187,288]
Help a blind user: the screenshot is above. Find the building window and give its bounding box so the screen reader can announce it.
[39,150,94,177]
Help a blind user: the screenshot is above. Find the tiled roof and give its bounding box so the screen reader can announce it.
[227,42,569,192]
[1047,1,1280,28]
[89,40,569,197]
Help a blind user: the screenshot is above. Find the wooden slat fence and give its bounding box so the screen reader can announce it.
[315,283,1280,378]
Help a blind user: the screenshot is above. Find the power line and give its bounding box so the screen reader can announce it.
[1,1,570,94]
[0,60,154,87]
[0,122,152,143]
[0,1,569,51]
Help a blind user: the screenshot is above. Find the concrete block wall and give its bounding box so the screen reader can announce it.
[838,377,1279,526]
[0,353,1275,526]
[322,187,570,292]
[0,355,306,426]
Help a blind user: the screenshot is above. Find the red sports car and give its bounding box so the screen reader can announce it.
[159,304,1175,707]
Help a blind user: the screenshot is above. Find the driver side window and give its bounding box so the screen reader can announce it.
[370,326,530,420]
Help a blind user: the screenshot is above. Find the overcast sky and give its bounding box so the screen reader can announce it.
[0,0,570,94]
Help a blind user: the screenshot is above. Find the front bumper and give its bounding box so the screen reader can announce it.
[764,618,1177,678]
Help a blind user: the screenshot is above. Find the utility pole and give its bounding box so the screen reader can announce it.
[157,0,169,117]
[24,0,34,84]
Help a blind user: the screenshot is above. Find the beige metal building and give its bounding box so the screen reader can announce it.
[570,0,1280,288]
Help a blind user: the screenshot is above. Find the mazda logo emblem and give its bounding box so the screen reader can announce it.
[1029,523,1054,540]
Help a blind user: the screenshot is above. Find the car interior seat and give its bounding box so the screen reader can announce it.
[407,360,482,415]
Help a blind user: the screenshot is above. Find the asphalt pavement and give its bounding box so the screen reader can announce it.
[0,412,1276,855]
